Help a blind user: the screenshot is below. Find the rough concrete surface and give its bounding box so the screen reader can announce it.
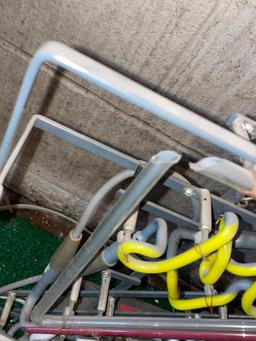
[0,1,255,227]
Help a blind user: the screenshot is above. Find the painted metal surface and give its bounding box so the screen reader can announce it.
[1,41,256,171]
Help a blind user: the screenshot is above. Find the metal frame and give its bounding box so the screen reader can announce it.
[1,41,256,171]
[2,41,256,341]
[2,114,256,229]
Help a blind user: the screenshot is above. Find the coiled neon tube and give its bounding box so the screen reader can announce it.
[199,216,232,285]
[118,212,256,316]
[242,281,256,318]
[167,213,237,310]
[227,259,256,276]
[117,212,238,274]
[167,267,236,310]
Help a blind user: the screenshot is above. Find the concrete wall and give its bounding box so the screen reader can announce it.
[0,0,255,225]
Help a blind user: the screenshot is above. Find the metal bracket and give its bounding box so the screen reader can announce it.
[117,272,145,290]
[185,187,212,242]
[185,187,215,297]
[108,269,141,287]
[97,269,141,316]
[226,112,256,142]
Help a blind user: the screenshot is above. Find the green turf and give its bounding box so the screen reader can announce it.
[0,212,170,314]
[0,211,60,286]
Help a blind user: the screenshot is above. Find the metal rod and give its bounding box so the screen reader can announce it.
[9,289,205,299]
[23,326,256,341]
[31,150,181,322]
[116,271,145,290]
[0,292,16,329]
[1,41,256,170]
[38,315,256,333]
[106,296,115,317]
[0,115,37,196]
[97,270,111,316]
[35,115,139,171]
[108,270,141,286]
[9,307,255,319]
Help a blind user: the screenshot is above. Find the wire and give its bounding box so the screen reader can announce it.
[0,276,41,295]
[0,203,94,236]
[72,169,135,239]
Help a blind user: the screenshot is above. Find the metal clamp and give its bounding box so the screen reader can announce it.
[185,187,215,298]
[226,112,256,142]
[185,187,212,243]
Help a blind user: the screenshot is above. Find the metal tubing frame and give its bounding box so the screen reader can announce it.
[31,150,181,321]
[1,41,256,170]
[2,114,256,335]
[2,114,256,229]
[2,41,256,339]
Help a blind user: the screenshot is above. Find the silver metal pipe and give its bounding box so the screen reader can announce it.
[106,296,115,317]
[185,187,212,242]
[190,157,254,193]
[97,270,112,316]
[31,150,181,322]
[0,276,41,296]
[0,114,38,197]
[1,41,256,169]
[39,315,256,333]
[226,112,251,140]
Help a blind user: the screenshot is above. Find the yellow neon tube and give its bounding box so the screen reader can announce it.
[199,216,232,285]
[167,215,235,310]
[227,260,256,277]
[117,212,238,274]
[169,291,237,310]
[118,211,256,316]
[167,253,236,311]
[241,282,256,318]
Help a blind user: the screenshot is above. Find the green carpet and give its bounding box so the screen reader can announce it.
[0,211,60,287]
[0,211,170,315]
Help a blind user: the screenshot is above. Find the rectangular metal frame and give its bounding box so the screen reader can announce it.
[1,114,256,228]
